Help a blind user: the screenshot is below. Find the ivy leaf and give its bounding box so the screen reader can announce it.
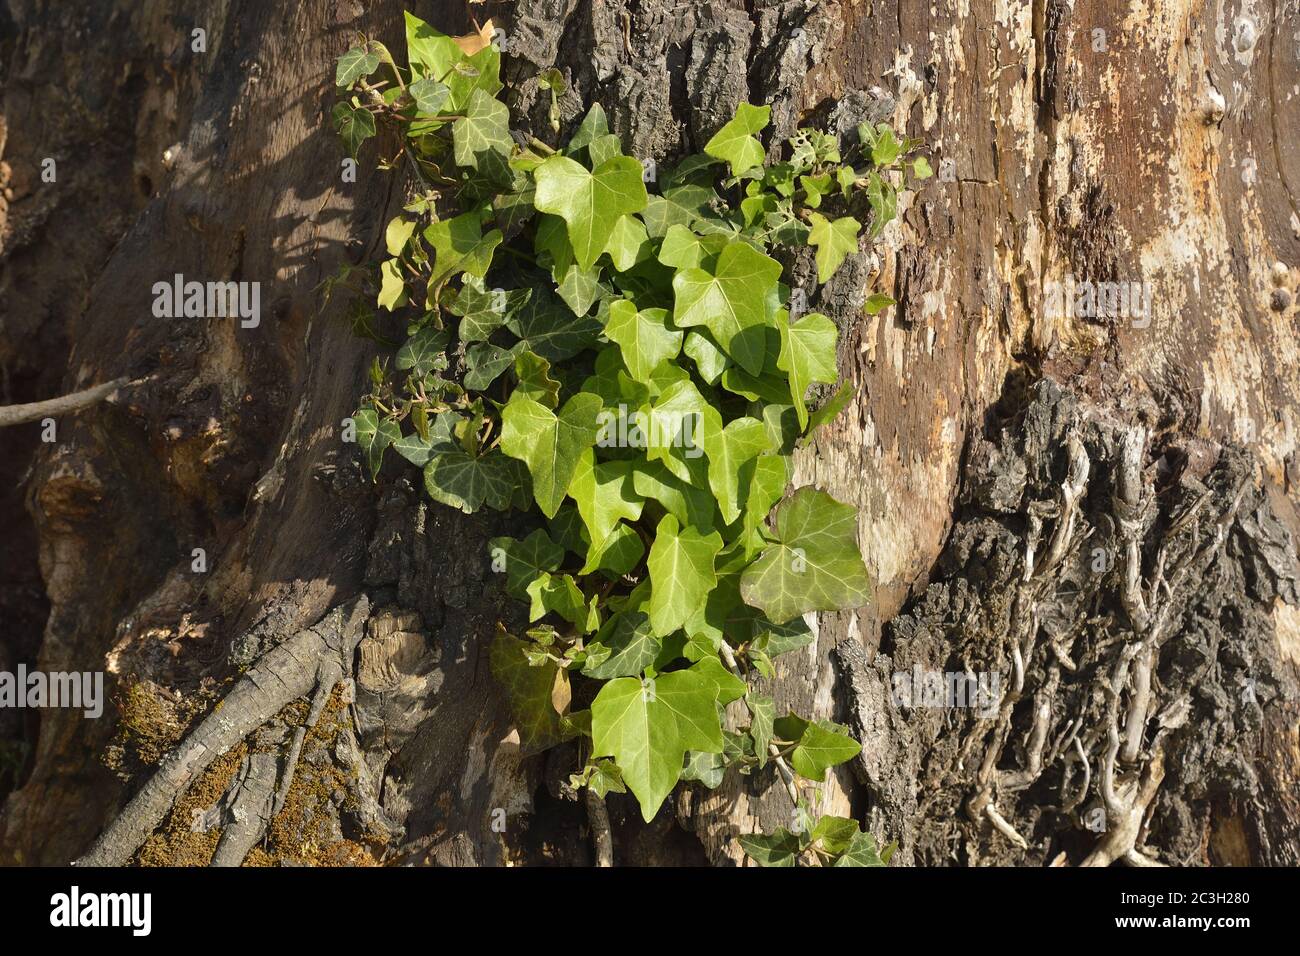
[396,326,449,378]
[604,300,684,383]
[672,240,781,376]
[332,103,376,158]
[423,446,522,513]
[682,330,728,384]
[489,529,564,600]
[865,171,897,239]
[641,185,715,238]
[566,103,611,155]
[738,485,871,624]
[911,156,934,179]
[453,88,511,170]
[647,514,722,638]
[424,210,502,285]
[377,259,407,312]
[810,815,861,855]
[772,713,862,781]
[680,749,726,789]
[583,610,660,679]
[738,828,802,867]
[554,263,604,317]
[748,693,775,768]
[409,77,450,115]
[630,461,717,533]
[500,392,604,518]
[705,417,770,525]
[508,286,603,362]
[832,829,888,867]
[490,631,569,753]
[603,214,652,271]
[806,381,855,435]
[385,216,417,257]
[778,312,839,430]
[863,293,895,316]
[689,656,746,705]
[566,450,645,570]
[737,454,790,556]
[513,350,561,408]
[751,615,814,659]
[448,277,530,343]
[405,12,465,80]
[656,224,726,271]
[463,341,520,390]
[807,212,860,284]
[591,670,723,820]
[703,103,771,177]
[354,407,400,480]
[534,154,649,270]
[336,46,380,87]
[526,572,598,632]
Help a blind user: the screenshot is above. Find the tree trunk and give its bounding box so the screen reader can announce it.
[1,0,1296,866]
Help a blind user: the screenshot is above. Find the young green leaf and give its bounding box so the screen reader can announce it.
[500,392,604,518]
[703,103,771,177]
[603,300,684,383]
[647,514,723,637]
[778,311,839,430]
[738,486,871,624]
[672,240,781,376]
[590,670,724,820]
[807,212,860,284]
[533,155,649,270]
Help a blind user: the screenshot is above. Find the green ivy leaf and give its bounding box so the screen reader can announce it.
[396,326,449,378]
[513,350,561,408]
[779,312,839,430]
[647,514,722,638]
[354,407,400,480]
[423,446,523,513]
[583,610,660,679]
[604,300,684,383]
[409,77,450,115]
[377,258,407,312]
[490,631,569,753]
[453,88,511,170]
[806,381,855,435]
[507,286,603,361]
[672,240,781,376]
[641,185,715,238]
[500,392,604,518]
[703,103,771,177]
[336,46,380,87]
[333,102,376,158]
[739,485,871,624]
[489,529,565,600]
[807,212,860,284]
[591,670,723,820]
[832,828,888,867]
[526,572,598,632]
[534,154,649,270]
[567,450,645,571]
[772,713,862,781]
[385,216,417,257]
[748,693,775,767]
[705,417,770,525]
[424,210,502,285]
[603,214,652,271]
[737,828,802,867]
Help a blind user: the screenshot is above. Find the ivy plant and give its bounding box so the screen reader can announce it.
[332,12,927,866]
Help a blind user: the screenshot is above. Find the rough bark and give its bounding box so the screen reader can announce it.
[1,0,1296,867]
